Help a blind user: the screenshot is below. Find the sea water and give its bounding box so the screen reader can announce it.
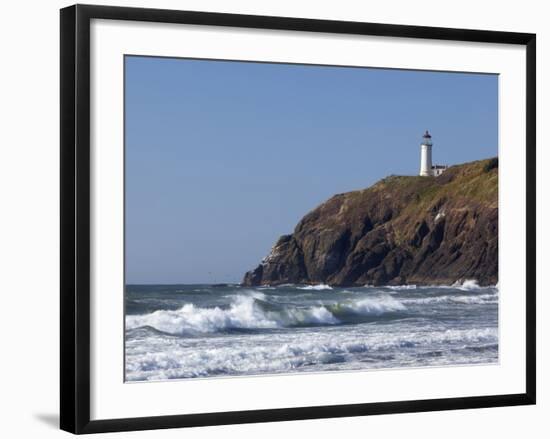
[125,282,498,381]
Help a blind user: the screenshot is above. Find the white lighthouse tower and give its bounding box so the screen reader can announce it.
[419,130,448,177]
[419,130,433,176]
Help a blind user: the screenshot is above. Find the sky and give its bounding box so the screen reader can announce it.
[125,56,498,284]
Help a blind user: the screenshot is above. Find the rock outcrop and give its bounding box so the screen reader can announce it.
[243,158,498,287]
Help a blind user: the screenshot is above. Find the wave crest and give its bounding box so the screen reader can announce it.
[402,293,497,305]
[126,326,498,381]
[331,295,406,316]
[298,284,333,291]
[126,294,406,335]
[452,279,482,290]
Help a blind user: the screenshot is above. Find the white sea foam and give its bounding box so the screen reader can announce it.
[298,284,333,290]
[446,279,500,291]
[452,279,482,290]
[126,296,277,334]
[126,295,342,335]
[409,280,498,291]
[125,325,498,381]
[126,293,412,335]
[402,293,497,306]
[335,295,407,315]
[386,285,417,290]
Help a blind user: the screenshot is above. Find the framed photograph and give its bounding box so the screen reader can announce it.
[60,4,536,434]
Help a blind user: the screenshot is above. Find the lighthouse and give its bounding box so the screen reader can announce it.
[419,130,447,177]
[419,130,433,176]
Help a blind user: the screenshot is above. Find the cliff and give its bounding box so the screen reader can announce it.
[243,158,498,287]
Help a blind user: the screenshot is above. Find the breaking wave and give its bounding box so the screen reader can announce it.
[126,293,406,335]
[451,279,483,290]
[298,284,333,290]
[125,326,498,381]
[125,283,499,381]
[329,296,406,316]
[402,293,498,305]
[386,285,417,290]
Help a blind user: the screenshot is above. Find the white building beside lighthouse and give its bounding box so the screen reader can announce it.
[419,130,447,177]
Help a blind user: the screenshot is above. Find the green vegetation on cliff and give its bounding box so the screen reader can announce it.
[243,158,498,287]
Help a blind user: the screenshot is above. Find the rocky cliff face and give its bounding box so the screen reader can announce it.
[243,158,498,287]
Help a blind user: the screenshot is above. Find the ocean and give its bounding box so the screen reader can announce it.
[125,282,498,381]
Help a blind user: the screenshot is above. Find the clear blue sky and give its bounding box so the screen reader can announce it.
[125,56,498,284]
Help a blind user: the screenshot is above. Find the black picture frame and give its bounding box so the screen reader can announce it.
[60,4,536,434]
